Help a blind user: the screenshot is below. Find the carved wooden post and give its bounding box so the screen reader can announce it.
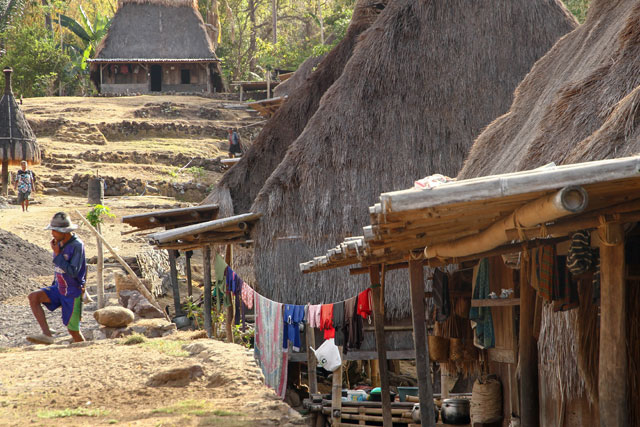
[369,264,392,427]
[519,253,539,427]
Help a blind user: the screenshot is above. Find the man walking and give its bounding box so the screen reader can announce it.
[13,160,35,212]
[27,212,86,344]
[228,128,242,158]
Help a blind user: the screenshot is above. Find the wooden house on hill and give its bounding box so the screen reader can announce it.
[88,0,223,94]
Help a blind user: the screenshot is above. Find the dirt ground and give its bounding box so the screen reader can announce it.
[0,95,303,426]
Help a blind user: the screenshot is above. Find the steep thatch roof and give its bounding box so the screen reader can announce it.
[92,0,216,62]
[202,0,386,215]
[460,0,640,178]
[273,54,326,98]
[0,68,40,166]
[249,0,576,318]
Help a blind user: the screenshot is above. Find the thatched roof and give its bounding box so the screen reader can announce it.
[92,0,216,62]
[273,54,326,98]
[249,0,576,319]
[0,68,40,166]
[202,0,386,215]
[459,0,640,179]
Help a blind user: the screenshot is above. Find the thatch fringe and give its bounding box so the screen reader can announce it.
[537,304,584,400]
[203,184,233,218]
[459,0,640,179]
[119,0,197,9]
[576,278,599,406]
[249,0,575,319]
[0,93,40,165]
[202,0,387,215]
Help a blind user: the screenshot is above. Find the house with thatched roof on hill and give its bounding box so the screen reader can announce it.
[88,0,223,94]
[247,0,575,336]
[456,1,640,425]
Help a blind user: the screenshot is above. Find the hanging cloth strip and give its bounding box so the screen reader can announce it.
[344,296,363,352]
[356,288,372,320]
[469,258,495,349]
[333,300,345,347]
[308,304,322,328]
[320,304,335,339]
[254,293,288,399]
[432,268,451,322]
[283,304,305,351]
[241,283,255,310]
[213,254,228,312]
[553,255,579,312]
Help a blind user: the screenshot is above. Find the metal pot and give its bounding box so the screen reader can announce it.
[410,403,439,423]
[440,398,470,425]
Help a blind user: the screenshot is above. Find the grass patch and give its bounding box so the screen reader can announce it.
[141,339,189,357]
[151,400,244,420]
[121,333,146,345]
[37,407,108,418]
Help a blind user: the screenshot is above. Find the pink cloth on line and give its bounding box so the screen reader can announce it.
[308,304,322,328]
[241,283,255,309]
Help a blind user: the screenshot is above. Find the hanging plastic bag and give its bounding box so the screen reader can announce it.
[310,338,342,372]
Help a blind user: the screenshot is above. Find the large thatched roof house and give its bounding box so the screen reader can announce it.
[203,0,387,215]
[458,1,640,425]
[88,0,223,94]
[247,0,575,326]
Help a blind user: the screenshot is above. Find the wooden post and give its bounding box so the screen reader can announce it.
[331,346,344,426]
[519,255,539,427]
[203,246,213,338]
[370,360,380,387]
[369,264,392,427]
[186,250,193,297]
[96,223,105,309]
[99,64,103,92]
[598,223,628,427]
[441,372,450,399]
[408,259,435,427]
[168,249,182,316]
[1,159,8,196]
[206,65,212,93]
[239,85,243,102]
[306,323,318,394]
[225,244,234,343]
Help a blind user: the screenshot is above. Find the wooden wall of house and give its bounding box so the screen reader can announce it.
[100,63,210,93]
[539,382,598,427]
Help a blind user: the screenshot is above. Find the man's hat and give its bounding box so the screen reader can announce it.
[44,212,78,233]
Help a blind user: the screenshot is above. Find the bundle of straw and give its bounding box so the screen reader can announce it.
[576,278,599,405]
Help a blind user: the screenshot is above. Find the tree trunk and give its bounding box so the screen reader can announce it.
[248,0,257,72]
[271,0,277,44]
[41,0,53,35]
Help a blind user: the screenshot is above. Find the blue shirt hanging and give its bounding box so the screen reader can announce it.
[283,304,305,351]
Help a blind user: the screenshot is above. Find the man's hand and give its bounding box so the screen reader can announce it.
[51,238,61,256]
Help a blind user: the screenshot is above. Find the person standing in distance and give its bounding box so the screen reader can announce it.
[13,160,35,212]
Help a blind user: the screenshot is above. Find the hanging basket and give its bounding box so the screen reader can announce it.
[449,338,464,362]
[428,335,450,362]
[463,341,479,361]
[501,252,521,270]
[471,376,502,423]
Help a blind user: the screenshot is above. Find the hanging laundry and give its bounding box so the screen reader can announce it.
[120,64,129,74]
[308,304,322,328]
[344,296,363,352]
[254,293,287,399]
[432,268,451,322]
[234,279,243,326]
[357,288,372,319]
[241,283,255,309]
[320,304,335,339]
[333,301,345,347]
[553,255,579,312]
[469,258,495,349]
[213,254,228,312]
[283,304,305,351]
[566,230,593,275]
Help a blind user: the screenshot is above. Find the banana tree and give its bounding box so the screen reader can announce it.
[0,0,26,35]
[57,5,111,70]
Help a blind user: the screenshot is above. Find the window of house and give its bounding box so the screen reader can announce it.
[181,69,191,84]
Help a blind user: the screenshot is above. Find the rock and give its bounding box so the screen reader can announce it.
[146,364,205,387]
[43,188,59,195]
[118,290,165,319]
[207,371,231,388]
[183,342,208,356]
[129,319,176,338]
[93,307,134,328]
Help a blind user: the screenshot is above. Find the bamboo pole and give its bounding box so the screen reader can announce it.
[73,210,168,320]
[96,223,105,309]
[425,186,587,259]
[369,265,392,427]
[168,249,182,316]
[519,255,539,427]
[598,223,628,427]
[408,259,435,427]
[225,244,233,343]
[203,246,213,338]
[331,346,344,426]
[186,250,193,297]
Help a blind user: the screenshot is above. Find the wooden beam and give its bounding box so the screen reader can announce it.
[331,346,344,426]
[408,259,435,427]
[598,223,628,427]
[306,325,318,394]
[369,265,392,427]
[471,297,520,307]
[203,246,212,338]
[168,249,182,316]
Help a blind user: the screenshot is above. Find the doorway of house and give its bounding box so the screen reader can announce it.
[150,65,162,91]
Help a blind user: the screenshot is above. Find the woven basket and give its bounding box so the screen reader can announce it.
[428,336,450,362]
[501,252,521,270]
[454,298,471,318]
[449,338,464,362]
[471,376,502,423]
